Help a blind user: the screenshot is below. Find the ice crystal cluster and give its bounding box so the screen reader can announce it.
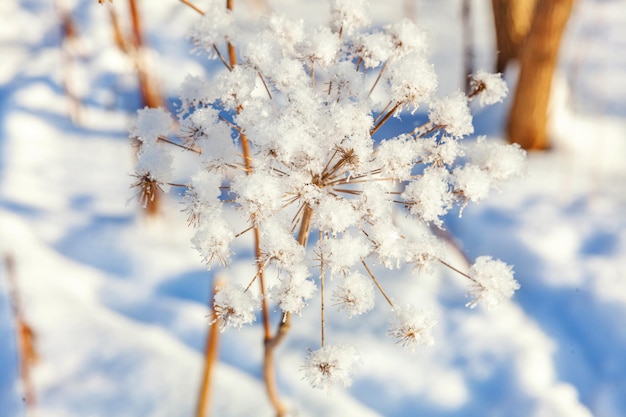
[130,0,525,392]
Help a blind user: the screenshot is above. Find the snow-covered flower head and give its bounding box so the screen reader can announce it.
[270,266,316,315]
[388,304,437,352]
[429,90,473,138]
[301,345,360,392]
[333,271,375,318]
[466,256,520,309]
[129,107,173,145]
[388,52,437,111]
[330,0,371,35]
[187,2,235,55]
[213,283,259,331]
[469,70,509,106]
[131,0,524,394]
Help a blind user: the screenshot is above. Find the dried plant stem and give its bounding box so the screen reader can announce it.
[226,0,236,69]
[4,254,38,416]
[56,1,81,124]
[429,225,472,267]
[180,0,205,15]
[224,0,284,406]
[195,278,225,417]
[437,258,477,283]
[258,72,273,99]
[157,137,201,153]
[127,0,163,109]
[370,101,402,136]
[263,312,290,417]
[319,231,326,347]
[361,260,395,308]
[368,61,387,96]
[296,204,314,248]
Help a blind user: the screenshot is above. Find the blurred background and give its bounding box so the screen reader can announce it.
[1,1,625,416]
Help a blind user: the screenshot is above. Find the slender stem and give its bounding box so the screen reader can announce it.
[235,224,255,239]
[213,44,233,72]
[223,2,284,413]
[244,259,270,292]
[263,314,289,417]
[361,260,394,308]
[319,231,325,347]
[4,255,38,415]
[128,0,144,49]
[429,225,472,267]
[368,61,387,96]
[372,100,393,125]
[296,204,314,248]
[158,137,201,153]
[195,277,224,417]
[226,0,237,69]
[437,258,477,283]
[370,101,402,136]
[258,71,273,99]
[180,0,205,15]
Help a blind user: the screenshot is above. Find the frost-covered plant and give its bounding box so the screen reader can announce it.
[130,0,525,411]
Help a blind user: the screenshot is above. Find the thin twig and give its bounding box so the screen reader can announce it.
[180,0,205,15]
[372,100,393,125]
[319,231,326,347]
[361,260,394,308]
[4,254,38,415]
[213,44,233,72]
[158,137,201,153]
[368,61,387,96]
[258,71,273,100]
[195,277,224,417]
[437,257,477,283]
[370,101,402,136]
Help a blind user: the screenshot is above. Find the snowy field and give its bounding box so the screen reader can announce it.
[1,0,625,416]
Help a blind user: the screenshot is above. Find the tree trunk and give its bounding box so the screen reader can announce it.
[506,0,574,151]
[491,0,537,73]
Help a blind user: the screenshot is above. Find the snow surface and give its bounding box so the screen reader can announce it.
[1,0,625,416]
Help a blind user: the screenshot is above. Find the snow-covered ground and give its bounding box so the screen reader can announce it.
[1,0,625,416]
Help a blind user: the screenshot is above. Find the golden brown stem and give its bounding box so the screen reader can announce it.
[296,204,314,248]
[195,278,225,417]
[180,0,205,15]
[5,255,38,416]
[368,61,387,96]
[370,101,402,136]
[361,260,394,308]
[319,232,326,347]
[128,0,143,48]
[226,0,237,69]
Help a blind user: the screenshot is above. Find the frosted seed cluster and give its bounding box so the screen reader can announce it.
[131,0,525,392]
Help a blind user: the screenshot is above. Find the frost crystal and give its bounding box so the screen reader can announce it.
[270,267,316,315]
[402,167,454,226]
[470,71,509,106]
[129,107,173,145]
[466,256,520,309]
[429,90,473,138]
[388,305,437,351]
[333,272,375,317]
[330,0,370,35]
[302,345,360,392]
[213,283,259,331]
[470,137,527,182]
[188,3,235,55]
